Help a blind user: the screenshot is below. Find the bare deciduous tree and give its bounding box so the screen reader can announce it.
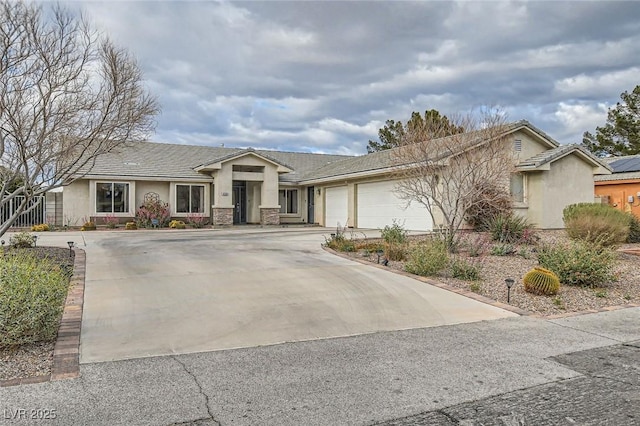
[392,110,515,250]
[0,1,159,236]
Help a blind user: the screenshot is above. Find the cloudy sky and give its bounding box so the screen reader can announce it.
[68,1,640,155]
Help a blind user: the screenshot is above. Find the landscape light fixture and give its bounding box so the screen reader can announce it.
[376,249,385,264]
[505,278,515,303]
[67,241,74,257]
[33,235,38,247]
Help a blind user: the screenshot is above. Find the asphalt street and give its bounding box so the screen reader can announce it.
[2,308,639,425]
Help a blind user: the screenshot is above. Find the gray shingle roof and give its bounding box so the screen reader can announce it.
[595,171,640,182]
[301,120,553,182]
[516,144,611,172]
[81,141,352,182]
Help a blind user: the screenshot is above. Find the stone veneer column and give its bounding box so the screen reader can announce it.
[212,208,234,226]
[260,208,280,225]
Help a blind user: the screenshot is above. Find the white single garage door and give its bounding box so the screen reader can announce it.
[357,180,432,231]
[325,186,348,228]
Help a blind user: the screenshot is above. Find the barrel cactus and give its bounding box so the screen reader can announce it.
[523,267,560,296]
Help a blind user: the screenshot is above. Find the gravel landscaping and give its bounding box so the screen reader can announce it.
[343,230,640,316]
[1,247,74,383]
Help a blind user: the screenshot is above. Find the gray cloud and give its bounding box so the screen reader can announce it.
[70,0,640,154]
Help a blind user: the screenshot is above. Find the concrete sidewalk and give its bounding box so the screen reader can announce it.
[2,308,639,425]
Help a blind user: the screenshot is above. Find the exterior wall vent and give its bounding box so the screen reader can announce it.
[514,139,522,152]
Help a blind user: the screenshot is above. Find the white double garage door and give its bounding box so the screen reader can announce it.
[325,180,432,231]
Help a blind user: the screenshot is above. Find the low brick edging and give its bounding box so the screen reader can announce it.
[0,248,85,387]
[51,248,85,381]
[323,246,640,319]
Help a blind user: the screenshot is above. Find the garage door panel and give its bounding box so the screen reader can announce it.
[325,186,348,228]
[357,181,431,231]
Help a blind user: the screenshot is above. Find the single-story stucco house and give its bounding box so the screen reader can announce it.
[595,155,640,218]
[62,120,611,230]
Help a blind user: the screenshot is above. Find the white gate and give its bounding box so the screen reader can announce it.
[1,196,46,228]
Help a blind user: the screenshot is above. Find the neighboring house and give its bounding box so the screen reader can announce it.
[595,155,640,218]
[62,120,610,230]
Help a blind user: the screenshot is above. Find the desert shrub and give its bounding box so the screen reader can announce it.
[125,222,137,230]
[627,213,640,243]
[464,183,512,231]
[354,241,385,252]
[0,252,70,347]
[563,203,630,247]
[450,257,481,281]
[186,213,207,229]
[323,232,355,252]
[523,267,560,296]
[380,220,408,245]
[537,241,616,287]
[488,213,532,244]
[490,243,516,256]
[9,231,36,248]
[464,234,490,257]
[81,221,96,231]
[169,220,187,230]
[404,240,448,276]
[31,224,49,232]
[102,214,119,229]
[136,199,171,228]
[384,242,407,261]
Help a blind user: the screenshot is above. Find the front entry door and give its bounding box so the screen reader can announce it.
[307,186,315,224]
[232,181,247,224]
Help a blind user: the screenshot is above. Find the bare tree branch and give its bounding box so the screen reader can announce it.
[391,109,515,250]
[0,1,159,236]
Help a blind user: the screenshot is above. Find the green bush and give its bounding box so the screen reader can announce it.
[563,203,630,246]
[324,233,355,252]
[490,243,516,256]
[380,220,408,245]
[9,231,36,248]
[627,214,640,243]
[537,241,616,287]
[169,220,186,229]
[488,214,532,244]
[0,252,70,347]
[405,240,449,276]
[384,242,406,261]
[450,258,481,281]
[81,221,96,231]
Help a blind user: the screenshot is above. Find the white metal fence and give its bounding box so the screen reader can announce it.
[1,195,46,228]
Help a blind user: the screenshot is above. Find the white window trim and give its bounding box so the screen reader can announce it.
[91,180,136,217]
[170,182,210,217]
[279,188,300,216]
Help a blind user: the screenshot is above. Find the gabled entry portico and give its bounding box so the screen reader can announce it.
[194,149,293,226]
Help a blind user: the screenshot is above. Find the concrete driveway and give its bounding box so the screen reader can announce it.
[33,228,517,363]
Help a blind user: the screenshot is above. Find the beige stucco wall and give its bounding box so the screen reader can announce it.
[247,181,261,223]
[135,181,170,209]
[513,129,552,162]
[62,180,90,226]
[212,155,280,217]
[532,154,596,228]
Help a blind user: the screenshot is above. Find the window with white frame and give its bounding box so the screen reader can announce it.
[279,189,298,214]
[96,182,129,213]
[176,185,204,213]
[510,173,526,203]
